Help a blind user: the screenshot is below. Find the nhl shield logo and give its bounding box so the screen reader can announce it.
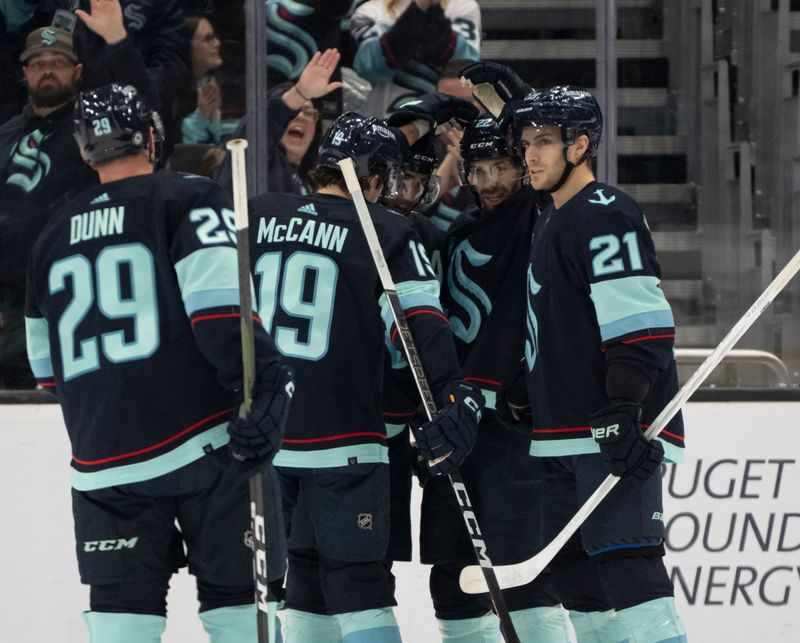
[357,513,373,530]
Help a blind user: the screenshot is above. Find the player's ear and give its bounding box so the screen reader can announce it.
[569,133,590,163]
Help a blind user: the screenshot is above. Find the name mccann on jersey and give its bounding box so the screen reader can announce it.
[256,216,349,253]
[69,207,125,245]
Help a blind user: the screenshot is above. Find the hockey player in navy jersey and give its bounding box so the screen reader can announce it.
[247,105,483,643]
[416,117,575,642]
[24,84,293,643]
[470,77,687,641]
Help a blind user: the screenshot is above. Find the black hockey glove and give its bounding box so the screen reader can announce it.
[589,400,664,481]
[388,92,479,132]
[228,365,295,463]
[418,4,456,65]
[458,61,532,105]
[495,361,532,436]
[381,2,428,67]
[414,380,484,476]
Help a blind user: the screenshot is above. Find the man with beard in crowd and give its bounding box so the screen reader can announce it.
[0,25,97,388]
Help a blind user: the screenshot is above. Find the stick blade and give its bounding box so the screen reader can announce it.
[459,556,544,594]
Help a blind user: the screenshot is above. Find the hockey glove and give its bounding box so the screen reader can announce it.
[414,380,484,476]
[495,362,532,435]
[417,5,456,66]
[589,400,664,481]
[380,2,428,67]
[388,92,479,133]
[458,61,533,120]
[228,365,295,463]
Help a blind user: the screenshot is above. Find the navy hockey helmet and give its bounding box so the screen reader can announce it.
[459,116,523,183]
[404,136,441,209]
[74,83,164,166]
[317,112,405,196]
[510,85,603,159]
[508,86,602,193]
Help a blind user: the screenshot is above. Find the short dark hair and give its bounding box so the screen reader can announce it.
[308,165,376,193]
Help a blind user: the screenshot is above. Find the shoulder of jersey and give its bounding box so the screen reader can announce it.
[577,182,641,219]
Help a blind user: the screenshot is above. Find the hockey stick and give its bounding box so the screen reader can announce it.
[227,138,273,643]
[459,246,800,594]
[338,157,521,643]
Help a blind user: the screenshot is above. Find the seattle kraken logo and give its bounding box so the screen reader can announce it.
[525,266,541,371]
[40,28,57,46]
[447,240,492,343]
[7,130,51,193]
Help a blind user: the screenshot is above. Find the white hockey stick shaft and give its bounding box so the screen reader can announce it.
[338,158,521,643]
[226,138,272,643]
[460,246,800,594]
[227,138,256,415]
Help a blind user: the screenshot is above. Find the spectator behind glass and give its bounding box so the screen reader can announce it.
[73,0,190,158]
[176,16,238,144]
[265,0,356,122]
[0,25,98,389]
[215,48,342,196]
[350,0,481,118]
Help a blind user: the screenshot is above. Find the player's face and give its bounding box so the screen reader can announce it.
[282,102,319,166]
[191,18,222,76]
[24,52,82,109]
[467,157,522,210]
[520,125,565,191]
[386,169,429,214]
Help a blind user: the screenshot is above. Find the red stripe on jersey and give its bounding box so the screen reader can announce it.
[390,309,449,342]
[37,381,56,388]
[622,333,675,345]
[649,427,685,442]
[191,313,262,327]
[72,407,233,465]
[384,411,416,418]
[282,431,387,444]
[531,426,590,434]
[465,376,502,387]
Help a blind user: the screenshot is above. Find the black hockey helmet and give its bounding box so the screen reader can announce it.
[509,85,603,159]
[317,112,405,196]
[405,136,441,209]
[74,83,164,165]
[459,116,523,183]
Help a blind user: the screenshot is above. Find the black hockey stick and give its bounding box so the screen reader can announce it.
[338,157,521,643]
[227,138,273,643]
[459,247,800,594]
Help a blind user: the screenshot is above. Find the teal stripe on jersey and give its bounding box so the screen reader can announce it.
[590,276,674,342]
[481,389,497,411]
[386,423,406,438]
[274,444,389,468]
[530,436,683,463]
[379,279,442,332]
[174,247,241,315]
[70,423,229,491]
[183,287,240,314]
[25,316,53,378]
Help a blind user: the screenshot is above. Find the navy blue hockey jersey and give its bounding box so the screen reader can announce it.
[248,192,460,469]
[525,181,685,462]
[444,187,542,409]
[25,172,282,491]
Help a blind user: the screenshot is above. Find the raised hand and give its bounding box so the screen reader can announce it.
[296,49,344,100]
[76,0,127,45]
